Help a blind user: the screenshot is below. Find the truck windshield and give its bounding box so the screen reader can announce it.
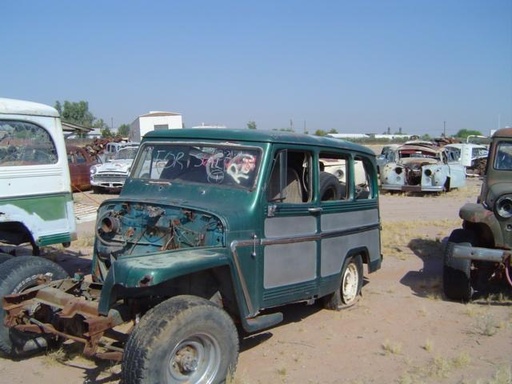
[132,143,261,189]
[494,142,512,170]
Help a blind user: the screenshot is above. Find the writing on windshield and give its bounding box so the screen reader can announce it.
[133,144,260,189]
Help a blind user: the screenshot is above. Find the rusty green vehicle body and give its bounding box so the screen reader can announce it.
[443,128,512,301]
[2,129,382,383]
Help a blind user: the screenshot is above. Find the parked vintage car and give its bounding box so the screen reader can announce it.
[380,142,466,192]
[376,144,400,175]
[320,157,367,186]
[100,140,139,162]
[90,144,139,193]
[66,144,100,192]
[444,143,488,176]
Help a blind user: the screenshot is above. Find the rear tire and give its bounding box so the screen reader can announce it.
[122,295,239,384]
[0,256,69,357]
[323,255,363,310]
[443,229,474,302]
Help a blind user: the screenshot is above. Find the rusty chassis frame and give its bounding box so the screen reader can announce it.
[2,277,130,361]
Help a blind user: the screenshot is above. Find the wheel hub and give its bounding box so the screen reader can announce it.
[174,345,198,374]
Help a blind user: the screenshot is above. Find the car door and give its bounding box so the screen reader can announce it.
[445,148,466,188]
[262,148,319,308]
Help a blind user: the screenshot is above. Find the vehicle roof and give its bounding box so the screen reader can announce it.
[398,143,441,154]
[492,127,512,139]
[143,128,375,156]
[0,98,59,118]
[445,143,487,149]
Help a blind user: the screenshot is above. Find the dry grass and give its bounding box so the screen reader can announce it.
[481,365,512,384]
[381,219,458,261]
[381,339,403,355]
[398,352,472,383]
[73,233,96,248]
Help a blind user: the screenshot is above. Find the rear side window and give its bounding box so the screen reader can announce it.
[0,120,57,166]
[319,152,375,201]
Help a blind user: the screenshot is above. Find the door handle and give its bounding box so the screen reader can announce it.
[308,207,322,214]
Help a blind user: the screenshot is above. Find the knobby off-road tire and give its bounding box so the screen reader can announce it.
[443,229,474,302]
[320,172,342,201]
[323,255,364,310]
[0,256,69,357]
[122,295,239,384]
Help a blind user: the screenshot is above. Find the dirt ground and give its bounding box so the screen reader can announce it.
[1,177,511,384]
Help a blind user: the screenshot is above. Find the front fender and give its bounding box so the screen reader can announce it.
[98,248,230,315]
[459,203,504,246]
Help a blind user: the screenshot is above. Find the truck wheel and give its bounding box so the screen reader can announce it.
[0,256,69,357]
[122,295,239,384]
[320,172,342,201]
[0,253,13,264]
[323,255,363,310]
[443,229,474,302]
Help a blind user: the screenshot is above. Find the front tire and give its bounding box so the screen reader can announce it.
[443,229,474,302]
[122,295,239,384]
[323,255,363,310]
[0,256,69,357]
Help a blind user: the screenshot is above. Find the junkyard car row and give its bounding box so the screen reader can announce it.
[1,98,510,384]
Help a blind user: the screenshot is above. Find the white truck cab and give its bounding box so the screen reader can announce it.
[0,98,76,255]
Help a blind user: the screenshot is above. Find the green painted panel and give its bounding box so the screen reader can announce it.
[1,193,72,221]
[39,233,73,246]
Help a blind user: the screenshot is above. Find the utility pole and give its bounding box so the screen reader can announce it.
[443,121,446,137]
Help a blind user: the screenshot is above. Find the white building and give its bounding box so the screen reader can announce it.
[130,111,183,142]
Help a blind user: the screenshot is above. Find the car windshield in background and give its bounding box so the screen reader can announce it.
[115,147,138,160]
[132,143,261,189]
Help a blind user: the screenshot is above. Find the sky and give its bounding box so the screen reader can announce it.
[1,0,511,136]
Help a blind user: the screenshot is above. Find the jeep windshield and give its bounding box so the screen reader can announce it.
[132,143,260,189]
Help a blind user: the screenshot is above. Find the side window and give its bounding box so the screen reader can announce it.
[0,120,57,166]
[267,150,311,203]
[319,152,348,201]
[354,155,373,200]
[319,152,375,201]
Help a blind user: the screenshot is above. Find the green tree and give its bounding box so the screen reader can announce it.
[55,100,95,127]
[93,118,109,130]
[328,129,338,134]
[118,124,131,137]
[314,129,328,136]
[455,129,483,139]
[101,127,113,138]
[247,121,257,130]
